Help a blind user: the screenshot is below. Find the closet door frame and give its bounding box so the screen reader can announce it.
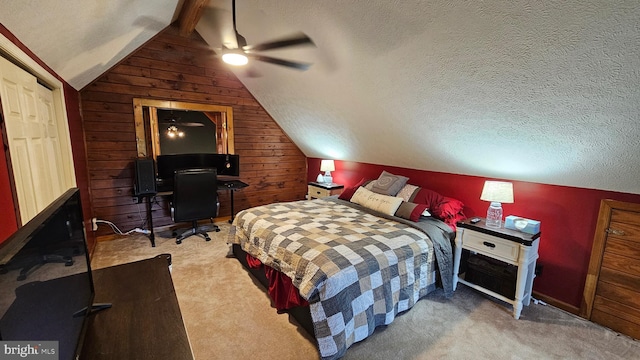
[581,199,640,318]
[0,32,76,226]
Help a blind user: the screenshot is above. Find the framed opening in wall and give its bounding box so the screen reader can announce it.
[133,99,235,158]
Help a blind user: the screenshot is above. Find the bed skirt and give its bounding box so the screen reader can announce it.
[232,243,316,338]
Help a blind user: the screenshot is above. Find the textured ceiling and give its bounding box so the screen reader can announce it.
[0,0,182,89]
[1,0,639,194]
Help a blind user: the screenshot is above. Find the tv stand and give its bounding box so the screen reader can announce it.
[72,303,112,318]
[80,255,193,359]
[87,303,112,314]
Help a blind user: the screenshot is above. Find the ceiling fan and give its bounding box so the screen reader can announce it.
[220,0,315,71]
[159,111,206,139]
[158,111,205,127]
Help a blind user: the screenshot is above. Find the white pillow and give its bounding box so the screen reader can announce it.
[350,187,403,216]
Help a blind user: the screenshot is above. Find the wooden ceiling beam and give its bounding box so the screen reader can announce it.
[177,0,210,36]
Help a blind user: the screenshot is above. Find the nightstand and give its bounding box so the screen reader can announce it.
[453,218,540,319]
[307,182,344,200]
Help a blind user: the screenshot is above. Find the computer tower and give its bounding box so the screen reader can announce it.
[134,158,157,196]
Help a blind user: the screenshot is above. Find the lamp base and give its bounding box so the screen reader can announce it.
[486,202,503,228]
[323,171,332,184]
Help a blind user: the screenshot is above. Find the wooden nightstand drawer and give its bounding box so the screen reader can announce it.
[307,182,344,200]
[462,231,520,263]
[308,185,332,198]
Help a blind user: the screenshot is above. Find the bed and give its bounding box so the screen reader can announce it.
[228,173,463,359]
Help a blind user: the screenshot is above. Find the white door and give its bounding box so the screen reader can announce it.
[37,83,66,202]
[0,56,73,224]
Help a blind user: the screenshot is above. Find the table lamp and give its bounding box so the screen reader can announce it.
[320,160,335,183]
[480,180,514,228]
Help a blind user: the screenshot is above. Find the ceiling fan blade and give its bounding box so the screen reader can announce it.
[244,33,315,52]
[159,122,205,127]
[247,54,311,71]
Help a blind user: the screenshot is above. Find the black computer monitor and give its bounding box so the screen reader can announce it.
[156,153,239,181]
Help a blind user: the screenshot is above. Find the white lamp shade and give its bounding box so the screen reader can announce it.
[320,160,335,172]
[480,181,514,203]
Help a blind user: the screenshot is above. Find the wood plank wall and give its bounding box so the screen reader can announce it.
[80,25,307,238]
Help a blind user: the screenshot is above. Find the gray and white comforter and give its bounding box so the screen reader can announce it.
[228,197,454,360]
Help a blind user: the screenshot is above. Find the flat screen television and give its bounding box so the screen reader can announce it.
[156,153,240,181]
[0,188,97,360]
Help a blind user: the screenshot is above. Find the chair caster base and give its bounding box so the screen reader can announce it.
[174,221,219,244]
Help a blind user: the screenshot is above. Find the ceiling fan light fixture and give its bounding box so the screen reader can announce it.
[167,125,184,138]
[222,51,249,66]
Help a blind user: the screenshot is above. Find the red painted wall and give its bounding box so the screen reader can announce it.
[0,23,92,247]
[308,158,640,309]
[0,24,21,241]
[0,136,17,241]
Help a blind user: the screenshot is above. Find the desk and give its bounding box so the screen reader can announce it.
[80,255,193,359]
[217,178,250,223]
[139,178,248,247]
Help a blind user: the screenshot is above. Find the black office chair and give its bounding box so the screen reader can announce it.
[170,168,220,244]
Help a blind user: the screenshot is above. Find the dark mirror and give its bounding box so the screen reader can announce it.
[157,110,217,154]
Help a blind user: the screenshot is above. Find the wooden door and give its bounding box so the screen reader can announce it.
[0,56,72,225]
[582,199,640,339]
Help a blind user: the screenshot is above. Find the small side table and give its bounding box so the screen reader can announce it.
[307,182,344,200]
[453,217,540,319]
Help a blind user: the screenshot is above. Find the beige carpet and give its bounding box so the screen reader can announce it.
[91,223,640,360]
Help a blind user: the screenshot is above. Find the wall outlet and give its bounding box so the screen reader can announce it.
[91,217,98,231]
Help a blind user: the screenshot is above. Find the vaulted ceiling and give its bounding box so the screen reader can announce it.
[1,0,639,194]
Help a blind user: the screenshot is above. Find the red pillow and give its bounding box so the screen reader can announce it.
[409,187,445,210]
[431,196,466,231]
[338,178,370,201]
[395,202,429,222]
[431,196,465,219]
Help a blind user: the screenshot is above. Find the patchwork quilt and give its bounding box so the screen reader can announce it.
[228,197,454,360]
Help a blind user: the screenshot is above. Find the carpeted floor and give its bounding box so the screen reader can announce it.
[91,223,640,359]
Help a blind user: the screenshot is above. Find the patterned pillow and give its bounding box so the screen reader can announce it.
[394,202,429,222]
[369,171,409,196]
[350,187,404,216]
[396,184,420,202]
